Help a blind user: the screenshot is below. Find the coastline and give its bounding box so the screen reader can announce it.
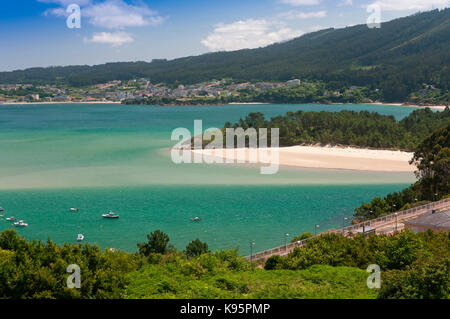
[365,102,447,111]
[191,145,416,172]
[228,102,270,105]
[0,101,447,110]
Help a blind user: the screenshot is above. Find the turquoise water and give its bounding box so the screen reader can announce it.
[0,103,417,254]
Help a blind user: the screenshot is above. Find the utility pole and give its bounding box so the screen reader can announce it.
[250,242,255,264]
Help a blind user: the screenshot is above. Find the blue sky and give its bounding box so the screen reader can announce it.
[0,0,449,71]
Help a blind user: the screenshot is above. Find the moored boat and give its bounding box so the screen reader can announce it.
[102,211,119,219]
[14,220,28,227]
[76,234,84,241]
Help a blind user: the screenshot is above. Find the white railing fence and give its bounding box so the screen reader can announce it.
[247,198,450,262]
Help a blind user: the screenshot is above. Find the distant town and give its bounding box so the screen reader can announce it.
[0,78,307,103]
[0,78,446,107]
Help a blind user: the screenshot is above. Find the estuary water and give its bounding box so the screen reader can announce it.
[0,103,417,254]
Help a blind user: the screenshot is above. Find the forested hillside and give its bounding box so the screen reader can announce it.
[0,9,449,102]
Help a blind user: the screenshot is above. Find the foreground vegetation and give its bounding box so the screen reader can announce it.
[266,230,449,299]
[126,261,375,299]
[0,228,447,299]
[0,229,143,298]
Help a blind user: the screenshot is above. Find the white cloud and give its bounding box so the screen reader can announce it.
[278,10,327,19]
[368,0,450,11]
[83,0,163,29]
[201,19,303,52]
[279,0,322,6]
[41,0,164,29]
[85,31,134,46]
[40,0,163,47]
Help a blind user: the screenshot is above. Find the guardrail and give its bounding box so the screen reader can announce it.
[247,198,450,262]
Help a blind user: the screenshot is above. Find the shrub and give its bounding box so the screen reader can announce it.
[378,258,450,299]
[264,255,283,270]
[137,230,172,256]
[186,239,209,259]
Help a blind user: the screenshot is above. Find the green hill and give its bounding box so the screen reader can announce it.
[0,9,449,102]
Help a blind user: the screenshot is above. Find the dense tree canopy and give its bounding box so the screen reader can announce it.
[223,107,450,151]
[0,229,142,298]
[265,230,450,299]
[410,124,450,197]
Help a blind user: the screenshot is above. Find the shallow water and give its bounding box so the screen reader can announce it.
[0,103,417,254]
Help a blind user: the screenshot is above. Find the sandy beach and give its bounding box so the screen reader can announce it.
[367,102,447,111]
[191,145,416,172]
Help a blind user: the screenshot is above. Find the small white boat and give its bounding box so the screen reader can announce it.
[6,216,16,221]
[102,211,120,219]
[0,207,4,212]
[70,208,79,212]
[190,216,201,222]
[14,220,28,227]
[76,234,84,241]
